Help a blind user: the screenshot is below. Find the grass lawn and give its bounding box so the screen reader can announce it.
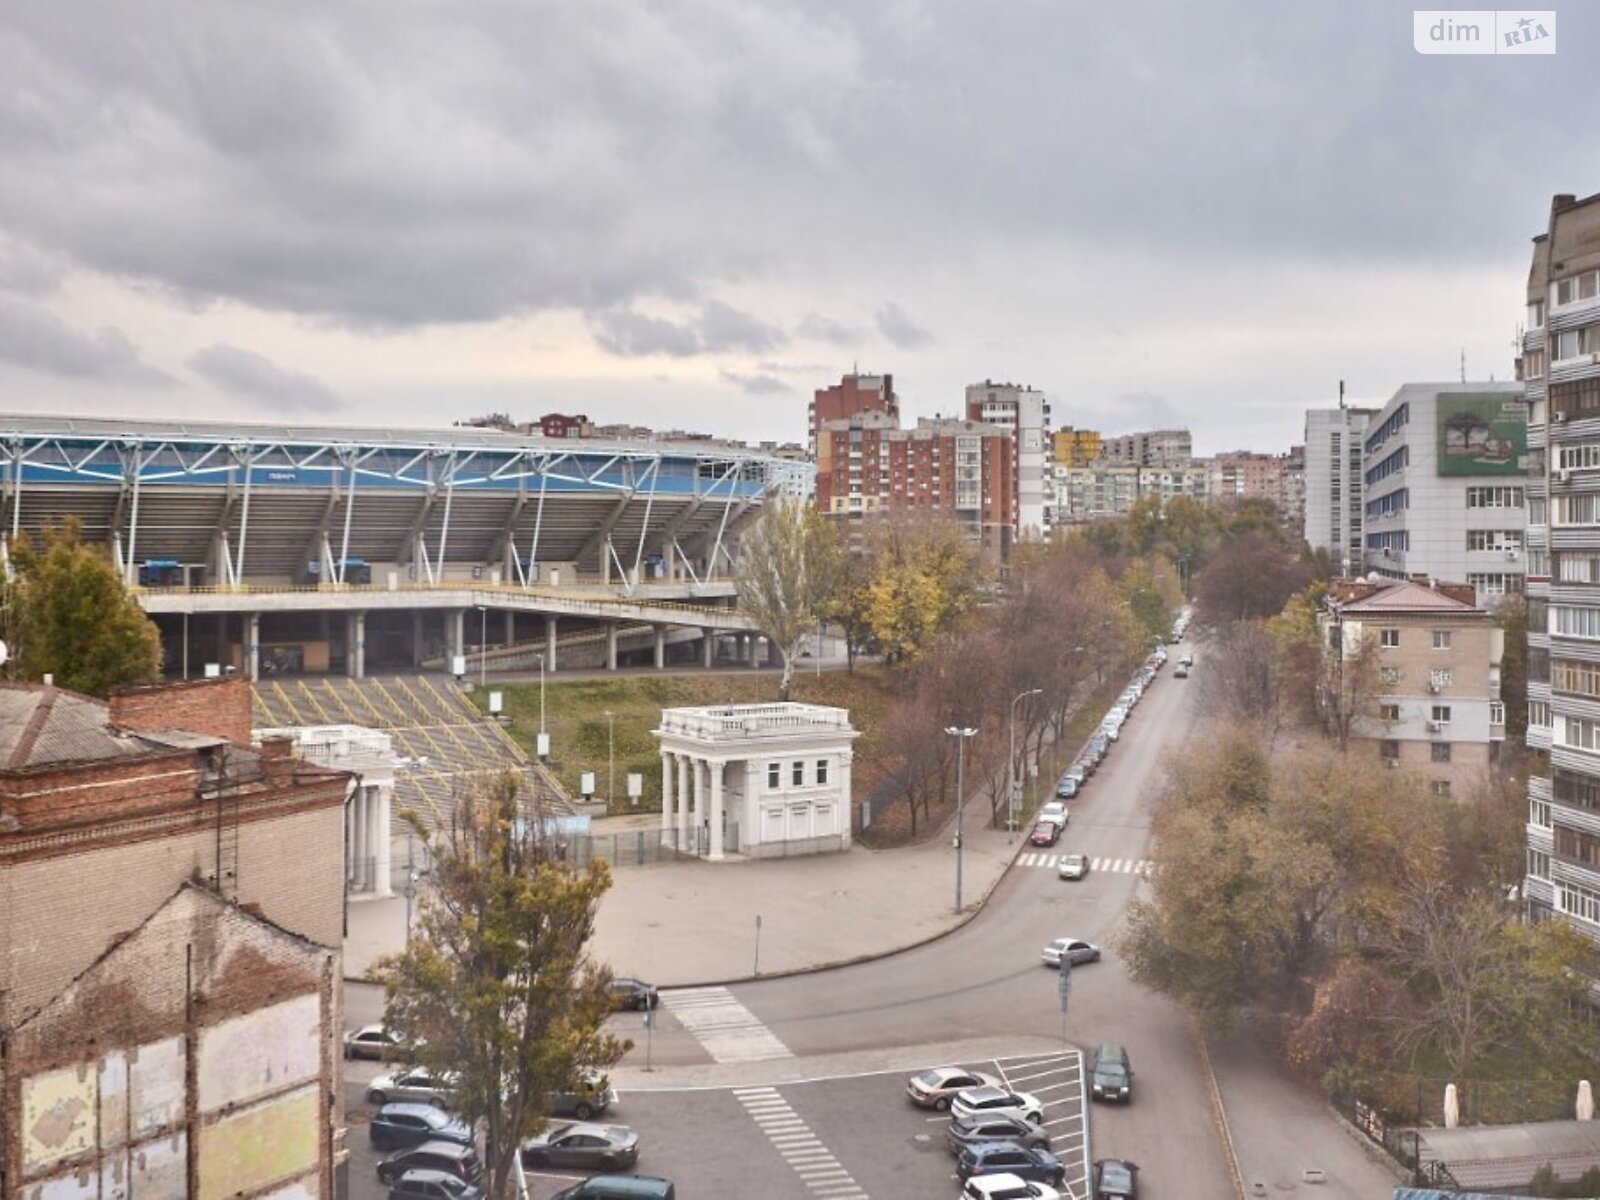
[481,669,898,813]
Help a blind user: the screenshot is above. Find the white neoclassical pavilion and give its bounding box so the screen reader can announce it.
[654,703,859,860]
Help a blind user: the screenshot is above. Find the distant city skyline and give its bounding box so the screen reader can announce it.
[0,2,1593,455]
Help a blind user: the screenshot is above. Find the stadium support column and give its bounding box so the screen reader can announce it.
[450,609,465,671]
[606,624,618,671]
[654,625,666,670]
[412,611,424,667]
[702,627,716,669]
[747,635,760,668]
[246,613,261,682]
[545,615,558,673]
[348,611,366,679]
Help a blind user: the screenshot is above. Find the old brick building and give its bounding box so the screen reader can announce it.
[0,676,351,1199]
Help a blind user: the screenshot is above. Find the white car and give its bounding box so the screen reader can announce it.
[343,1023,407,1061]
[961,1171,1061,1199]
[1100,720,1121,743]
[1036,801,1069,829]
[1179,653,1194,668]
[950,1086,1045,1126]
[1041,937,1101,968]
[366,1065,459,1107]
[905,1066,1001,1110]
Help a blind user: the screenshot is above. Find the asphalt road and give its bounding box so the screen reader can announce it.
[345,645,1240,1197]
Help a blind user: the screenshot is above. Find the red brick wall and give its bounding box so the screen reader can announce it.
[109,677,252,747]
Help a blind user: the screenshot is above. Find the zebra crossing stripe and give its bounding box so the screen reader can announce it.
[734,1087,868,1198]
[662,986,792,1063]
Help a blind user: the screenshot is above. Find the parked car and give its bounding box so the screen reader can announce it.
[1057,854,1089,881]
[957,1142,1065,1186]
[346,1023,408,1061]
[906,1066,1001,1110]
[1093,1158,1140,1198]
[521,1122,640,1171]
[1037,801,1069,829]
[369,1103,475,1152]
[1085,735,1109,761]
[368,1066,458,1107]
[377,1141,483,1187]
[1075,755,1097,779]
[1090,1043,1133,1103]
[1041,937,1101,968]
[1053,775,1079,800]
[387,1167,487,1200]
[950,1086,1044,1126]
[946,1114,1052,1156]
[1029,821,1061,847]
[551,1068,617,1120]
[1100,720,1121,743]
[550,1177,675,1199]
[607,978,660,1011]
[961,1174,1061,1200]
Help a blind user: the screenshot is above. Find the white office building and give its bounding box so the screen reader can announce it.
[1361,382,1529,601]
[966,381,1051,540]
[1304,405,1376,574]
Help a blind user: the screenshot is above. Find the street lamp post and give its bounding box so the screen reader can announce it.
[476,604,488,689]
[945,725,978,912]
[605,710,616,806]
[535,653,547,737]
[1008,688,1043,839]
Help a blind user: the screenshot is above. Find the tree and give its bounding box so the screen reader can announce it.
[6,519,161,696]
[376,773,628,1200]
[1320,625,1385,751]
[1492,595,1528,741]
[1193,532,1312,628]
[736,500,843,701]
[861,517,981,665]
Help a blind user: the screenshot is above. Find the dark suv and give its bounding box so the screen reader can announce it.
[377,1141,484,1186]
[387,1168,486,1200]
[370,1103,475,1152]
[1090,1043,1133,1103]
[607,978,660,1011]
[956,1141,1065,1185]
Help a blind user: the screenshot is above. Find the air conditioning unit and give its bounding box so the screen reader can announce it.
[1507,549,1521,561]
[1555,469,1572,483]
[1427,719,1445,733]
[1555,412,1570,423]
[1428,682,1442,694]
[1383,758,1401,769]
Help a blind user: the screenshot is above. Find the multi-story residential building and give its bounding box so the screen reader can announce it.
[1360,382,1529,600]
[0,676,351,1199]
[1049,462,1210,526]
[1521,189,1600,938]
[965,381,1050,540]
[537,411,594,439]
[1305,404,1378,573]
[1320,577,1505,795]
[1051,426,1102,468]
[1283,444,1307,533]
[1209,450,1294,510]
[811,372,898,458]
[815,414,1015,559]
[1100,429,1193,469]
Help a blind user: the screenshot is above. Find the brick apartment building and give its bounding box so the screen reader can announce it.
[810,372,897,458]
[0,676,352,1199]
[1320,578,1504,795]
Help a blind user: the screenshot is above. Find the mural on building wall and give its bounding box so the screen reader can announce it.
[1436,393,1527,475]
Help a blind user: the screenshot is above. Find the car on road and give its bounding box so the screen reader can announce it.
[957,1142,1065,1186]
[946,1113,1052,1155]
[961,1174,1061,1200]
[377,1141,484,1187]
[1174,663,1189,678]
[1179,652,1194,668]
[950,1086,1045,1125]
[906,1066,1001,1110]
[1028,821,1061,847]
[607,978,660,1012]
[369,1103,475,1153]
[1036,801,1069,829]
[551,1176,676,1199]
[520,1122,641,1171]
[1057,854,1089,881]
[1090,1043,1133,1103]
[1041,937,1101,968]
[1093,1158,1140,1198]
[345,1023,408,1061]
[387,1167,487,1200]
[1053,774,1078,800]
[368,1066,458,1108]
[551,1068,617,1120]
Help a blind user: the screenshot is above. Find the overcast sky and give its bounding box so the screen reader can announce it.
[0,2,1593,454]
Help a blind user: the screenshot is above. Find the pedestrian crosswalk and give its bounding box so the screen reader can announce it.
[1015,852,1153,875]
[734,1086,868,1199]
[661,985,793,1063]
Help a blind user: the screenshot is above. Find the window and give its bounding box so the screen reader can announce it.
[1557,880,1600,925]
[816,759,829,785]
[1431,779,1452,797]
[1431,742,1452,763]
[1467,529,1523,552]
[1553,605,1600,640]
[1557,826,1600,867]
[1529,699,1552,728]
[1430,668,1452,690]
[1530,299,1547,329]
[1380,628,1400,648]
[1380,703,1401,721]
[1557,441,1600,471]
[1431,630,1452,650]
[1524,348,1547,379]
[1381,666,1402,685]
[1555,769,1600,810]
[1553,323,1600,362]
[1558,554,1600,584]
[1552,660,1600,698]
[1555,269,1600,307]
[1468,573,1522,597]
[1530,848,1552,883]
[1380,740,1401,763]
[1560,715,1600,752]
[1466,486,1525,509]
[767,762,780,789]
[1554,494,1600,526]
[1431,705,1452,724]
[792,761,805,786]
[1490,700,1505,727]
[1531,796,1552,828]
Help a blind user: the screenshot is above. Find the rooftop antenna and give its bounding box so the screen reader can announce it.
[1338,379,1345,410]
[1460,347,1467,383]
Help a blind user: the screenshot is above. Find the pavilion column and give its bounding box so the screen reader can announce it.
[708,760,725,861]
[691,757,705,857]
[840,753,854,848]
[660,752,676,844]
[371,783,393,895]
[676,754,691,850]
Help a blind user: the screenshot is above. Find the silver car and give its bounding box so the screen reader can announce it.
[906,1066,1001,1110]
[520,1122,640,1171]
[1041,937,1101,968]
[367,1065,458,1107]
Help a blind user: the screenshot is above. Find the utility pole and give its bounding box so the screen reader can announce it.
[605,710,616,806]
[945,725,977,911]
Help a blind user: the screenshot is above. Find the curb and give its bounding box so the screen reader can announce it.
[1193,1023,1247,1200]
[1325,1102,1411,1182]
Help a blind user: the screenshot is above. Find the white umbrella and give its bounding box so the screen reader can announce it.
[1444,1083,1460,1128]
[1579,1080,1594,1121]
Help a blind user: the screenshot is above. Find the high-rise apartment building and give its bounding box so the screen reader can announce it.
[1521,189,1600,939]
[1305,405,1377,573]
[1209,450,1296,511]
[811,373,898,457]
[1100,429,1193,469]
[1051,427,1102,468]
[1050,463,1210,526]
[1361,382,1528,600]
[965,381,1050,540]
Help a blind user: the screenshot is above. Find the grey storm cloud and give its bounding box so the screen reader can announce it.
[795,313,861,347]
[190,344,343,413]
[590,301,786,358]
[0,296,172,384]
[875,302,932,349]
[2,2,1594,335]
[0,237,64,296]
[718,368,792,396]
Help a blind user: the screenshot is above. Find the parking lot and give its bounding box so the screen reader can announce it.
[344,1048,1090,1199]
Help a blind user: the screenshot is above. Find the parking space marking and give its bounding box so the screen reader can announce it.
[733,1086,868,1199]
[662,985,793,1063]
[992,1049,1089,1200]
